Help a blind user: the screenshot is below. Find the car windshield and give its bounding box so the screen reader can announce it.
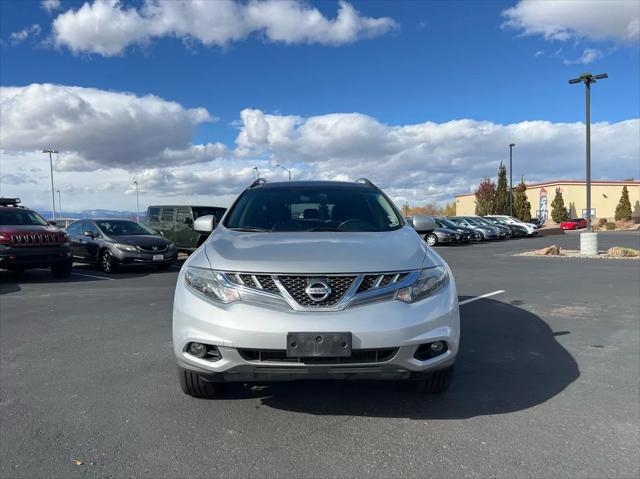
[0,209,49,226]
[474,217,492,225]
[438,218,459,229]
[462,217,481,225]
[224,186,403,232]
[96,220,156,236]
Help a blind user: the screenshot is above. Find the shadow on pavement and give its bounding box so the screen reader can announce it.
[222,297,579,419]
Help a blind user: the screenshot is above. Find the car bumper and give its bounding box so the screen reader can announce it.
[173,272,460,382]
[436,235,457,244]
[112,248,178,265]
[0,247,71,268]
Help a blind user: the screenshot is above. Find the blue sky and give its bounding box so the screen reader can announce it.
[0,0,639,211]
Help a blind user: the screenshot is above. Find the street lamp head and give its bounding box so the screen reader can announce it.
[594,73,608,80]
[42,149,59,153]
[509,143,516,148]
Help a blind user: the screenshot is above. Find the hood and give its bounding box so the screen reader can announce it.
[109,234,170,247]
[205,225,437,273]
[0,224,63,235]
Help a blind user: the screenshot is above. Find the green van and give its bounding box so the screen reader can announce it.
[146,205,227,252]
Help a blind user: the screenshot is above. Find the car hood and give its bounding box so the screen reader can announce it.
[0,224,62,234]
[110,235,170,247]
[204,226,439,273]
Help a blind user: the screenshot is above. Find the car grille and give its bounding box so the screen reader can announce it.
[10,233,61,247]
[137,244,168,252]
[238,348,398,364]
[278,275,357,307]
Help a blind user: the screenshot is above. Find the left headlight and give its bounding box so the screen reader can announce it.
[395,266,448,303]
[184,267,240,304]
[114,243,137,252]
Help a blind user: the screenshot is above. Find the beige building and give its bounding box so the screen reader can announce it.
[455,180,640,221]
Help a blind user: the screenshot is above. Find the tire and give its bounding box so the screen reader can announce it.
[425,234,438,246]
[477,231,485,241]
[414,366,454,394]
[51,260,72,279]
[156,263,173,271]
[178,368,224,398]
[100,250,118,273]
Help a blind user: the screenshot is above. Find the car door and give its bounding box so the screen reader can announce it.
[174,207,195,249]
[75,221,101,262]
[160,207,176,242]
[67,221,87,260]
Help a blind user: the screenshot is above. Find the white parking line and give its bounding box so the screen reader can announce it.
[35,268,114,281]
[458,290,505,306]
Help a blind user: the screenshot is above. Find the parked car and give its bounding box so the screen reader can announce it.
[435,217,479,242]
[66,218,178,273]
[423,226,460,246]
[483,216,528,237]
[530,217,545,228]
[173,179,459,398]
[448,216,501,241]
[560,218,588,230]
[146,205,227,252]
[0,198,72,277]
[467,216,510,239]
[485,215,538,236]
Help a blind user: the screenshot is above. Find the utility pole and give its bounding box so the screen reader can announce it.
[253,166,259,179]
[133,180,140,223]
[42,150,59,220]
[508,144,515,216]
[568,72,608,253]
[276,164,292,180]
[57,189,62,218]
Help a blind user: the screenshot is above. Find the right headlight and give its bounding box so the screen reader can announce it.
[184,267,240,304]
[395,266,448,303]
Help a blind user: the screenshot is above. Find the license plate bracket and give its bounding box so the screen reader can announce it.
[286,332,352,357]
[152,254,164,261]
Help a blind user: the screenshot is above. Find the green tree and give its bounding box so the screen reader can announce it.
[474,177,497,215]
[550,188,569,223]
[441,201,456,216]
[513,178,531,222]
[494,162,510,214]
[614,185,632,221]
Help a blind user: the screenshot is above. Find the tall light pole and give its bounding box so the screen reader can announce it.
[42,149,59,220]
[508,143,515,216]
[56,189,62,218]
[276,164,292,180]
[252,166,259,179]
[133,180,140,223]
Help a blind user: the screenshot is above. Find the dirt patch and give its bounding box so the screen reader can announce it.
[516,246,640,260]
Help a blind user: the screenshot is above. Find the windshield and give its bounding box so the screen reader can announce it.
[462,217,481,225]
[96,220,156,236]
[438,218,459,229]
[473,217,491,225]
[224,186,403,232]
[0,209,49,226]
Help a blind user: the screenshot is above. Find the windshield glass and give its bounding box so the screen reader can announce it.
[96,220,156,236]
[473,217,491,225]
[462,217,481,225]
[224,186,403,232]
[0,209,49,226]
[438,218,459,229]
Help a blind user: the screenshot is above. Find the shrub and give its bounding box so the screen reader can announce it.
[607,247,640,258]
[597,218,608,227]
[614,186,632,221]
[606,222,616,230]
[550,188,569,223]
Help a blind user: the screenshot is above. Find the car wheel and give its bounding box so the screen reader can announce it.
[51,260,72,279]
[477,231,485,241]
[100,250,118,273]
[425,234,438,246]
[178,368,224,398]
[414,366,454,394]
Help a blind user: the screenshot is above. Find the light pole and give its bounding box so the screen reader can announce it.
[276,164,292,180]
[252,166,259,179]
[56,189,62,218]
[508,143,515,216]
[42,149,59,220]
[133,181,140,223]
[569,72,608,253]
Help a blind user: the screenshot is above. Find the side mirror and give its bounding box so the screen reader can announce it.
[412,215,436,233]
[184,217,193,225]
[83,231,94,238]
[193,215,215,234]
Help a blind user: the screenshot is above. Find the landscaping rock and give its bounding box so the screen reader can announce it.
[607,247,640,258]
[534,245,561,256]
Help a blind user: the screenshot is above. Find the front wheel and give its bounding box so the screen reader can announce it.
[178,368,224,398]
[477,231,485,241]
[425,233,438,246]
[51,260,72,278]
[100,250,118,273]
[414,366,454,394]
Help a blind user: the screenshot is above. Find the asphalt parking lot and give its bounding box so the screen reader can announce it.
[1,231,639,478]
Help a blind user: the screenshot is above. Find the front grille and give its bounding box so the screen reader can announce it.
[238,348,398,364]
[232,274,280,293]
[10,233,61,247]
[278,275,356,307]
[138,245,168,252]
[356,273,408,293]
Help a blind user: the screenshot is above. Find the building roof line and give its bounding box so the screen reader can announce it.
[455,179,639,199]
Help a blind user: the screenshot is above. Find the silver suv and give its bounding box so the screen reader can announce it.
[172,179,460,397]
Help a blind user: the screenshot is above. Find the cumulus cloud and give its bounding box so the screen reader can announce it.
[41,0,61,13]
[502,0,640,42]
[0,83,225,171]
[9,24,42,45]
[51,0,398,56]
[563,48,604,65]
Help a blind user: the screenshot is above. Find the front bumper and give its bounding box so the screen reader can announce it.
[173,272,460,382]
[0,247,71,268]
[112,248,178,265]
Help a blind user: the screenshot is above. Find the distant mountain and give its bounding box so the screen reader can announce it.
[38,209,146,221]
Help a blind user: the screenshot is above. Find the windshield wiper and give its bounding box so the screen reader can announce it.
[306,227,344,232]
[228,227,270,232]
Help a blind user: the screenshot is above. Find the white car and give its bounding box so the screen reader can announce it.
[485,215,538,236]
[172,179,460,398]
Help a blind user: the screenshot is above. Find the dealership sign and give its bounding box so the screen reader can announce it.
[539,187,548,220]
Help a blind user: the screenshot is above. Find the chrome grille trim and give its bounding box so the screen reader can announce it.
[10,233,60,247]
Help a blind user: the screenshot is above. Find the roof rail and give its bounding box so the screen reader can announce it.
[356,178,377,188]
[0,197,21,207]
[249,178,267,188]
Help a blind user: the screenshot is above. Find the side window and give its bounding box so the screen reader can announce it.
[66,221,82,235]
[161,208,175,224]
[176,207,191,224]
[85,222,100,236]
[147,207,160,223]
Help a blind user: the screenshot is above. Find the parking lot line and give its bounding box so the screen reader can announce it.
[34,269,115,281]
[458,290,505,306]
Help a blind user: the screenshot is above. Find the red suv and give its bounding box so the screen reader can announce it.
[0,198,72,278]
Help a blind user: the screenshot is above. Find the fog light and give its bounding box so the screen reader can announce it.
[413,341,448,361]
[430,341,445,354]
[188,342,207,358]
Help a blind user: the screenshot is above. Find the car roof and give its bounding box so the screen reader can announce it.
[254,180,374,190]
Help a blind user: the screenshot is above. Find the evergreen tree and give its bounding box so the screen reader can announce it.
[474,177,497,215]
[550,188,569,223]
[513,178,531,222]
[495,162,510,214]
[614,185,632,221]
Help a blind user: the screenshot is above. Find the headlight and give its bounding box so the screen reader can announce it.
[184,267,240,304]
[395,266,448,303]
[114,243,137,252]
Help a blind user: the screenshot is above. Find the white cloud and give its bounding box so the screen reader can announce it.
[51,0,398,56]
[502,0,640,42]
[41,0,61,13]
[9,24,42,45]
[563,48,604,65]
[0,83,225,171]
